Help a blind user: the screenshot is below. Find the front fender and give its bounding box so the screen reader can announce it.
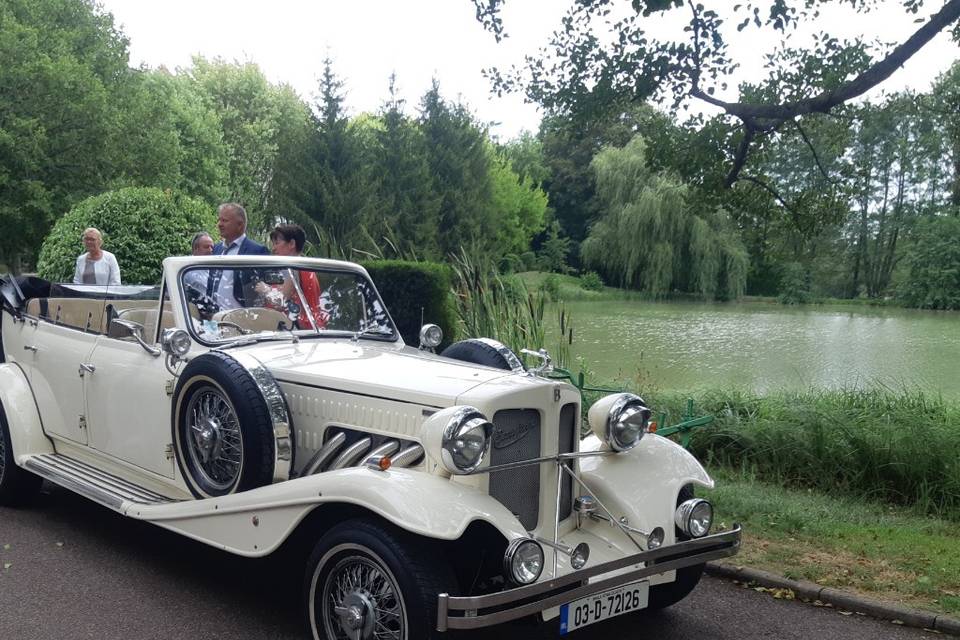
[579,433,713,547]
[129,467,527,557]
[0,363,54,461]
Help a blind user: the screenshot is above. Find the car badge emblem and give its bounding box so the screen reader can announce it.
[493,423,534,449]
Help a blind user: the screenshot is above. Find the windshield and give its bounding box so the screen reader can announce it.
[178,265,396,344]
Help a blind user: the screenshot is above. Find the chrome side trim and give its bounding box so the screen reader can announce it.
[437,525,741,631]
[226,350,293,484]
[391,444,424,468]
[367,440,400,460]
[301,431,347,476]
[23,454,180,511]
[328,437,372,470]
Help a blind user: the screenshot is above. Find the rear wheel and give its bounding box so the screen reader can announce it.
[0,403,42,506]
[304,519,453,640]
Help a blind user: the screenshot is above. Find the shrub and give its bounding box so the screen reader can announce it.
[520,251,537,271]
[37,187,216,285]
[541,273,561,301]
[580,271,604,291]
[363,260,456,348]
[777,262,810,305]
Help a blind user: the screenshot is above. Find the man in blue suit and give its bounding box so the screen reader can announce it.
[208,203,269,309]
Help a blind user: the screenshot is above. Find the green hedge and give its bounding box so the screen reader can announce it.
[364,260,456,348]
[37,187,216,285]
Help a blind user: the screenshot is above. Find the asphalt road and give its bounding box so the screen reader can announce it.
[0,484,938,640]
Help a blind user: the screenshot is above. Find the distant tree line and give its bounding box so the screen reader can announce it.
[1,0,548,272]
[4,0,960,308]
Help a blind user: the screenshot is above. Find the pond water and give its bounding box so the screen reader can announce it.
[556,299,960,398]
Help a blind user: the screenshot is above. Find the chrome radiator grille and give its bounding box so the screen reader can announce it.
[489,409,541,530]
[558,403,578,521]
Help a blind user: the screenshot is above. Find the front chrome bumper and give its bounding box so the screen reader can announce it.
[437,524,741,631]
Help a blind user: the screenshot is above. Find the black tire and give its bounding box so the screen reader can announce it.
[303,518,454,640]
[172,351,277,498]
[440,338,523,371]
[0,402,43,507]
[647,484,705,609]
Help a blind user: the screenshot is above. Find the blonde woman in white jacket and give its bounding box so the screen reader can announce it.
[73,227,121,285]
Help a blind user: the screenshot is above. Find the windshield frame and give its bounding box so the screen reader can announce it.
[175,258,400,348]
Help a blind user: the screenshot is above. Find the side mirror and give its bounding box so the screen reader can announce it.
[112,318,160,357]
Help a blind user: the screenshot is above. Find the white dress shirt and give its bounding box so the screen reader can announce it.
[214,235,245,310]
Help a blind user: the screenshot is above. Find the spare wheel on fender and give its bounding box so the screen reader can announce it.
[172,350,293,498]
[440,338,525,372]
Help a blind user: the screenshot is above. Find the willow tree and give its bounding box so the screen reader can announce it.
[581,136,747,299]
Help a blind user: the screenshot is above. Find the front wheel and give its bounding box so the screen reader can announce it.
[304,519,453,640]
[647,484,705,609]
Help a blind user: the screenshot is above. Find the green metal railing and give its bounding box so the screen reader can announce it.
[548,367,713,449]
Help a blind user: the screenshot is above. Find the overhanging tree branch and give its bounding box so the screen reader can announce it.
[740,174,796,214]
[794,119,838,185]
[692,0,960,123]
[698,0,960,184]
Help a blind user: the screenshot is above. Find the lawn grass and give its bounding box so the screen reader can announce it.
[512,271,692,302]
[704,466,960,616]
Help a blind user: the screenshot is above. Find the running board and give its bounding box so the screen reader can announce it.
[23,454,181,510]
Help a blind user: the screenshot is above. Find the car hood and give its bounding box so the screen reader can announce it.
[231,340,511,408]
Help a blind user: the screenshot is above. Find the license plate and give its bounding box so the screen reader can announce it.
[559,579,649,635]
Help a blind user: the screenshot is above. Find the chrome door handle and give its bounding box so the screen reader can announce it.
[79,363,96,376]
[23,345,38,352]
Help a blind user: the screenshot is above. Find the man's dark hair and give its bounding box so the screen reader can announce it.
[270,223,306,253]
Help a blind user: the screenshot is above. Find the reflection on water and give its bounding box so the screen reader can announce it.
[559,300,960,397]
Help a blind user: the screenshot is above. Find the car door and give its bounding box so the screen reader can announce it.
[28,292,103,446]
[83,285,176,478]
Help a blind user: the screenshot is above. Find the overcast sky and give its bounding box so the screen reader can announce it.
[99,0,959,141]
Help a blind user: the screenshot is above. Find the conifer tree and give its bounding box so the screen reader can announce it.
[418,80,496,256]
[373,74,441,258]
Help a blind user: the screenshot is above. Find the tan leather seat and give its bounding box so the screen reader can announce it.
[213,307,289,333]
[111,305,175,342]
[32,298,107,333]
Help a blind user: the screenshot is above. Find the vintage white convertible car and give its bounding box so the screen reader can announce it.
[0,256,740,639]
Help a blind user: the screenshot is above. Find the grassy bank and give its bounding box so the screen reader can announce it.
[706,466,960,616]
[650,388,960,521]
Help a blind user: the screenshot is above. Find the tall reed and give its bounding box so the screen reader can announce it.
[450,249,571,366]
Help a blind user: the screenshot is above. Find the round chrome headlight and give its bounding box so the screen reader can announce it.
[675,498,713,538]
[503,538,544,585]
[587,393,651,452]
[421,406,493,475]
[161,328,192,358]
[419,323,443,349]
[440,407,492,474]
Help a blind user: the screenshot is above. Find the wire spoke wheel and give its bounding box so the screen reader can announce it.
[184,385,243,492]
[318,548,407,640]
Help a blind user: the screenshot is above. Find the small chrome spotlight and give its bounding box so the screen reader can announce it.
[570,542,590,569]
